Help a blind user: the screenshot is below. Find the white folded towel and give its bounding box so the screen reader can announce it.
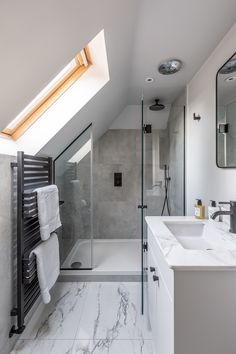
[35,184,61,241]
[30,233,60,304]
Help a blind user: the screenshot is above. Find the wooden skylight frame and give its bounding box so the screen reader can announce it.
[1,47,92,140]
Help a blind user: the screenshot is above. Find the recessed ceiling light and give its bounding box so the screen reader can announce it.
[145,77,154,83]
[158,59,182,75]
[225,76,236,82]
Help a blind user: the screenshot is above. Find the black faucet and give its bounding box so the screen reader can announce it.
[211,201,236,233]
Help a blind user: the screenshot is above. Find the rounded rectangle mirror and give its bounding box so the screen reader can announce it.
[216,52,236,168]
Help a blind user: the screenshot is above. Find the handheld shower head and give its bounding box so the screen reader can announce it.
[149,99,165,111]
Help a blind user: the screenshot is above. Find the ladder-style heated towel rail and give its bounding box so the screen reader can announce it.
[10,151,52,337]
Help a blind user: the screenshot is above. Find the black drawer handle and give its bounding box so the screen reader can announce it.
[150,267,155,272]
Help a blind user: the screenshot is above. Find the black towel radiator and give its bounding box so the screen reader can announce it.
[9,151,52,337]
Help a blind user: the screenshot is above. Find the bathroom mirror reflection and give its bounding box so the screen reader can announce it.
[216,52,236,167]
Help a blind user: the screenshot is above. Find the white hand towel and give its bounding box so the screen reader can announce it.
[30,233,60,304]
[35,184,61,241]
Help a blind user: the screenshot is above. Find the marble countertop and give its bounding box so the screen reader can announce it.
[145,216,236,270]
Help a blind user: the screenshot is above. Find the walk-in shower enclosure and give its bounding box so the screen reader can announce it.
[53,92,185,289]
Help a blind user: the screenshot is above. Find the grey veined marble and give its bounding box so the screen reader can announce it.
[13,339,154,354]
[76,282,151,340]
[11,282,154,354]
[11,340,74,354]
[72,339,154,354]
[20,282,88,340]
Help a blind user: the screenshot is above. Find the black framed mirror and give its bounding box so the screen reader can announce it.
[216,52,236,168]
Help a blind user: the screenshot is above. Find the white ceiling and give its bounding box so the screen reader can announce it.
[129,0,236,106]
[1,0,236,157]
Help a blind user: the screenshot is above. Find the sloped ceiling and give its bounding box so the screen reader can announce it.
[1,0,236,158]
[0,0,138,144]
[0,0,136,128]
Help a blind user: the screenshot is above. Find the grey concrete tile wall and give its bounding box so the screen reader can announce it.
[0,154,18,354]
[96,130,137,165]
[94,130,142,239]
[95,201,139,238]
[92,126,184,238]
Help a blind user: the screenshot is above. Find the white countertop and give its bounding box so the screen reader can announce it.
[145,216,236,270]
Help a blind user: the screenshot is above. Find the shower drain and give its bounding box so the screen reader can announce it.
[71,261,82,268]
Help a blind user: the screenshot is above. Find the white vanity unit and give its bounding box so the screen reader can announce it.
[145,216,236,354]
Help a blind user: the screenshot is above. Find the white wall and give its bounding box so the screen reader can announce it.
[186,23,236,215]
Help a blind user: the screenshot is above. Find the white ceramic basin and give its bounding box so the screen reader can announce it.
[164,221,212,250]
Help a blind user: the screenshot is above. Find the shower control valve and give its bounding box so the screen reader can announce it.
[153,275,160,286]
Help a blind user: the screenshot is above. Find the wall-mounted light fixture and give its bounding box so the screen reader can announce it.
[193,113,201,121]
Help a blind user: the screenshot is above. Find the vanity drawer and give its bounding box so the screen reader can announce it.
[148,227,174,299]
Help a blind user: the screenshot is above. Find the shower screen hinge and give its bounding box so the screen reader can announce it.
[143,242,148,252]
[143,124,152,134]
[138,205,147,209]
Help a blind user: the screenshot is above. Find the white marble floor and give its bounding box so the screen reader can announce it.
[11,282,154,354]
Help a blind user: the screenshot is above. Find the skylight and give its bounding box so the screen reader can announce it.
[0,30,110,157]
[1,48,91,140]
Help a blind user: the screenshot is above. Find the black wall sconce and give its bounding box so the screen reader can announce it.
[193,113,201,121]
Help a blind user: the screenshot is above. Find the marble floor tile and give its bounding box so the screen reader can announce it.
[76,282,152,340]
[11,339,74,354]
[72,339,154,354]
[20,282,88,340]
[11,282,154,354]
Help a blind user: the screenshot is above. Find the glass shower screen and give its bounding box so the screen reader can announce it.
[54,125,93,270]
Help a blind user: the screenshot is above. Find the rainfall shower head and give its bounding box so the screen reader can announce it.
[149,99,165,111]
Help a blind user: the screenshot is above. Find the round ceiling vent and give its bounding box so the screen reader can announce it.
[219,58,236,74]
[158,59,182,75]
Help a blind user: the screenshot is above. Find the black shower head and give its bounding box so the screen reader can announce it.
[149,99,165,111]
